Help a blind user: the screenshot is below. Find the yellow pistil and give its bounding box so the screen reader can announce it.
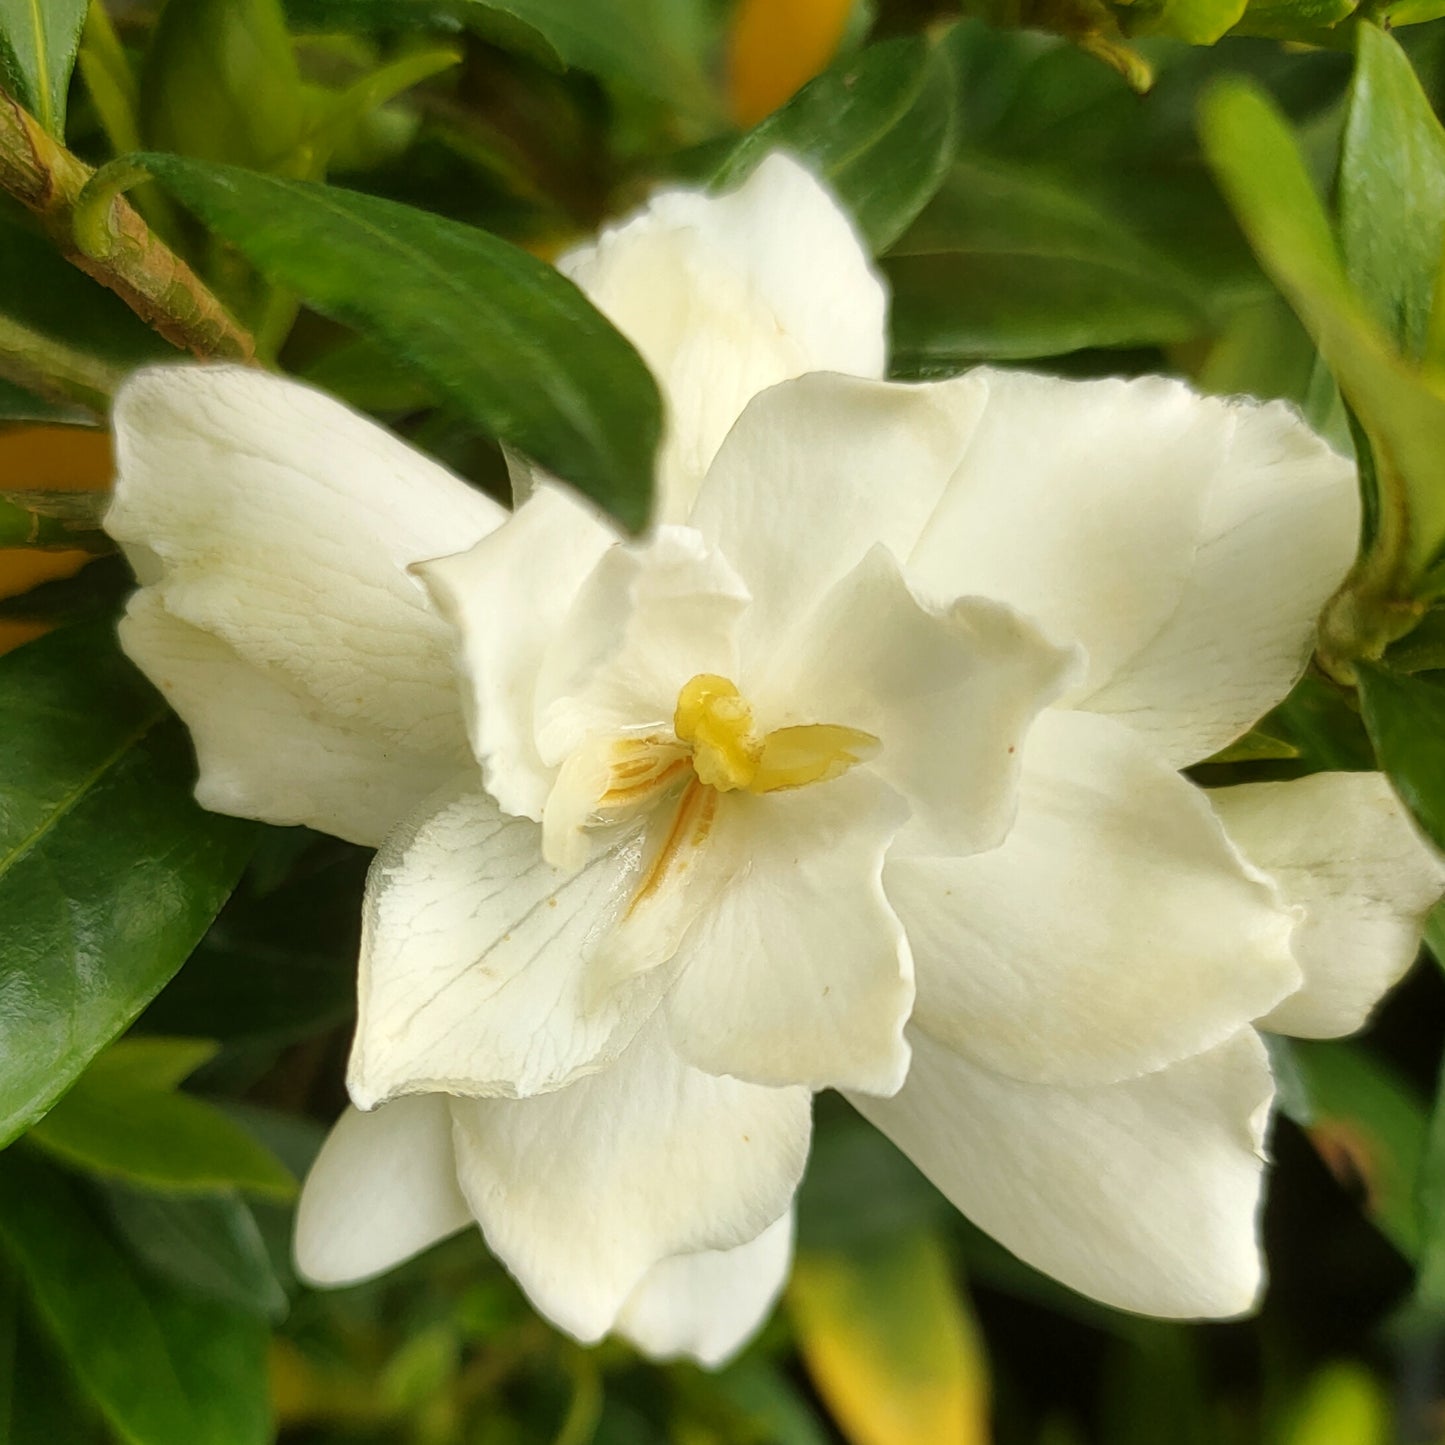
[673,673,879,794]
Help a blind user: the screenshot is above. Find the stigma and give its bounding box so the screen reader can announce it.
[673,674,879,794]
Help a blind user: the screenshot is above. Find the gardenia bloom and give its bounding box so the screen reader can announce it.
[104,154,1445,1366]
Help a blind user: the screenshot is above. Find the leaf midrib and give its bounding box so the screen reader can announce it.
[0,702,166,884]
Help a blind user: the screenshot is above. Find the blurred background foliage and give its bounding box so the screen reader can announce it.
[4,0,1445,1441]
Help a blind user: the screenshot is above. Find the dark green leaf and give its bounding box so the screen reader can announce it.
[0,624,254,1148]
[0,1150,270,1445]
[1415,1044,1445,1309]
[28,1039,296,1200]
[717,36,958,254]
[0,1274,103,1444]
[140,0,305,171]
[101,1183,287,1320]
[1340,25,1445,360]
[139,153,661,530]
[1357,662,1445,851]
[0,0,87,135]
[886,155,1209,368]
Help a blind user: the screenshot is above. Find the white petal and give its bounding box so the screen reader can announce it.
[853,1027,1274,1319]
[562,152,887,521]
[449,1021,811,1343]
[1083,400,1359,766]
[907,369,1231,696]
[349,786,669,1108]
[665,770,914,1096]
[293,1096,472,1287]
[417,484,618,820]
[533,524,750,766]
[773,545,1078,856]
[107,366,502,802]
[615,1211,794,1368]
[888,710,1300,1087]
[121,592,459,847]
[690,372,985,669]
[1212,772,1445,1039]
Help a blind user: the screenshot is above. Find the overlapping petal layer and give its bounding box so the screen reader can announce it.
[109,365,503,842]
[1082,400,1358,766]
[664,769,914,1096]
[449,1021,811,1342]
[559,153,887,520]
[889,710,1301,1087]
[615,1212,795,1367]
[853,1027,1274,1318]
[1213,772,1445,1038]
[293,1095,472,1286]
[350,787,670,1108]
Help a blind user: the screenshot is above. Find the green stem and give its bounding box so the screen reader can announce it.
[0,314,122,416]
[0,87,254,362]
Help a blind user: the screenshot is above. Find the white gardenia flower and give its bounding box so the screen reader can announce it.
[104,152,1445,1367]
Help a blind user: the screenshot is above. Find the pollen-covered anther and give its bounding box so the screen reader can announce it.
[673,673,879,795]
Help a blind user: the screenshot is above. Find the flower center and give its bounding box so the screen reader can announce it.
[541,673,878,873]
[672,673,878,794]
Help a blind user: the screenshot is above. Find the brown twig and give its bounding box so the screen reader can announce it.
[0,88,255,363]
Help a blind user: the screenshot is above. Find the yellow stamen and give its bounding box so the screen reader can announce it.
[672,673,879,796]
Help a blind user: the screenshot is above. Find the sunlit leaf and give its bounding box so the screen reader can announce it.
[0,0,87,134]
[1201,78,1445,579]
[1340,25,1445,360]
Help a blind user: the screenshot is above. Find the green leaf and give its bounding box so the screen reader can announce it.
[886,154,1209,367]
[0,0,87,135]
[1201,78,1445,580]
[1292,1040,1429,1259]
[140,0,305,171]
[0,1150,270,1445]
[1127,0,1246,44]
[1340,25,1445,360]
[716,36,958,254]
[1357,662,1445,851]
[1201,729,1302,765]
[28,1039,296,1200]
[0,625,254,1148]
[101,1183,288,1320]
[139,153,662,531]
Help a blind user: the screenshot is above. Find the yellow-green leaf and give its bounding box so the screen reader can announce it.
[788,1231,989,1445]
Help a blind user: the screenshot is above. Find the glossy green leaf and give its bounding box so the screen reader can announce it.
[0,1150,270,1445]
[1340,25,1445,360]
[0,0,87,135]
[1357,663,1445,852]
[1201,79,1445,578]
[139,153,661,530]
[0,625,254,1148]
[886,155,1209,367]
[716,36,958,254]
[140,0,305,171]
[1292,1040,1429,1259]
[101,1183,287,1320]
[1127,0,1246,44]
[28,1039,296,1200]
